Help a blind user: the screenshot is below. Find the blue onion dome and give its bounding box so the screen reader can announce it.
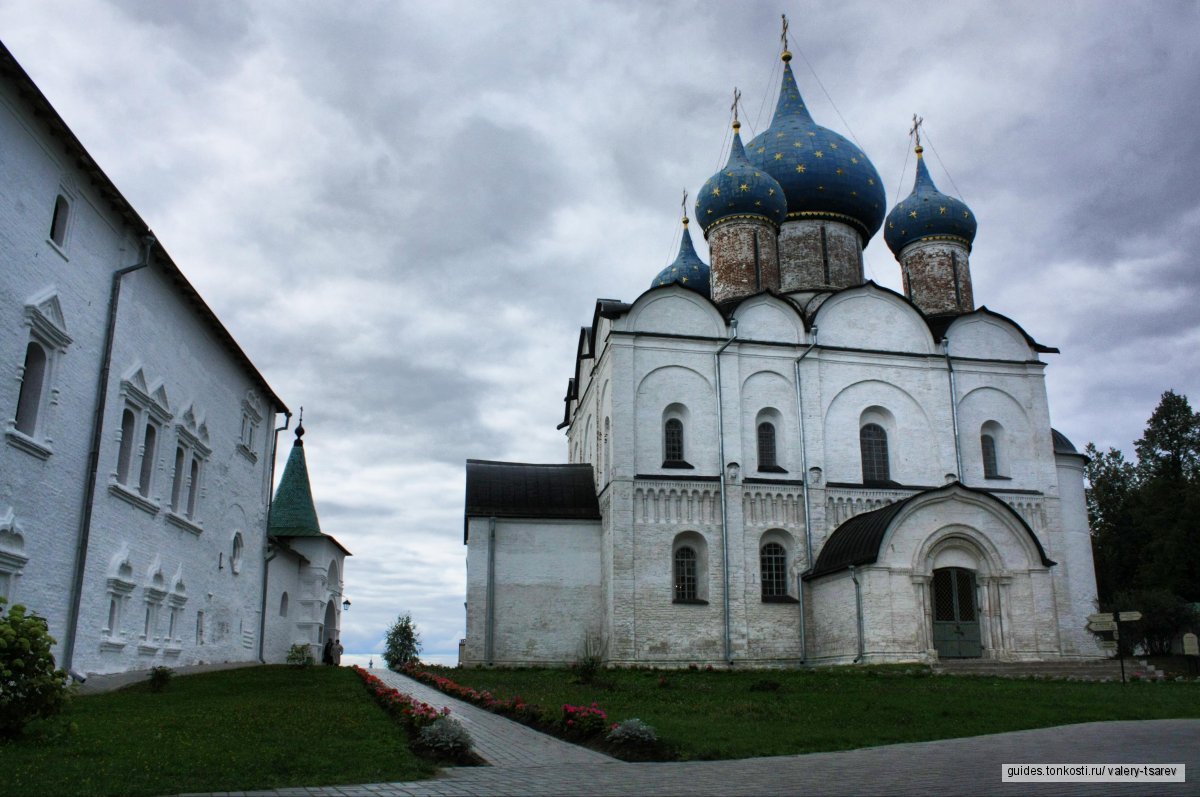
[746,52,886,244]
[651,215,711,297]
[884,145,978,256]
[695,122,788,235]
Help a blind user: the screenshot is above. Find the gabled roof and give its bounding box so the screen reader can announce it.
[805,482,1055,580]
[464,459,601,542]
[0,40,286,414]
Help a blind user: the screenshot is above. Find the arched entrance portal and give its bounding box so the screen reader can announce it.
[931,567,981,658]
[322,600,337,645]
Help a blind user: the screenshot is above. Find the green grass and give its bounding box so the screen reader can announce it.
[427,664,1200,760]
[0,665,434,797]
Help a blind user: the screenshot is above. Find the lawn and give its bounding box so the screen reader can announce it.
[424,664,1200,760]
[0,665,434,797]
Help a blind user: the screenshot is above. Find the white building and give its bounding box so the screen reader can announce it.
[462,44,1100,667]
[0,39,346,677]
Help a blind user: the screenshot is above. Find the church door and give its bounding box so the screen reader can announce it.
[931,567,982,658]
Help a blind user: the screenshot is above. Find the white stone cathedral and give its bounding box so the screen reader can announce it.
[463,43,1100,667]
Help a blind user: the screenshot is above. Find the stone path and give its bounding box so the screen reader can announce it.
[180,670,1200,797]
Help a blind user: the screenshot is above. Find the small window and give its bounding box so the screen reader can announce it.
[49,195,70,246]
[170,446,186,512]
[664,418,683,462]
[860,423,890,483]
[981,433,999,479]
[117,409,137,484]
[231,532,244,575]
[196,610,205,645]
[279,591,289,617]
[186,458,200,518]
[673,546,697,602]
[760,542,788,599]
[14,342,48,436]
[138,423,158,497]
[757,422,777,470]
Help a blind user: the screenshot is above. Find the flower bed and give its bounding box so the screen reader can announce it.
[352,666,479,764]
[353,666,448,731]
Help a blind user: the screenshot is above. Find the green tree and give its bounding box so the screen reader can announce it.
[0,599,69,737]
[383,613,421,671]
[1084,443,1139,602]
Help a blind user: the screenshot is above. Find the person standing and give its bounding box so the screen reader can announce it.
[334,639,344,666]
[322,637,334,665]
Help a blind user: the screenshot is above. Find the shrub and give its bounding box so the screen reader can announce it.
[561,702,608,737]
[286,643,314,668]
[416,716,473,758]
[606,717,658,746]
[148,666,174,692]
[0,599,69,737]
[383,613,421,671]
[571,634,606,685]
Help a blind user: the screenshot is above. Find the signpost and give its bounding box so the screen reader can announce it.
[1087,610,1141,683]
[1184,632,1198,676]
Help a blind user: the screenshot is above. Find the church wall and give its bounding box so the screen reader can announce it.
[778,220,862,291]
[264,536,346,663]
[898,240,973,314]
[806,571,860,663]
[463,517,602,666]
[1050,455,1101,655]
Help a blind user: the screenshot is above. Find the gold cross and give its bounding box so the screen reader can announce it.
[781,14,789,53]
[909,114,924,148]
[730,88,742,125]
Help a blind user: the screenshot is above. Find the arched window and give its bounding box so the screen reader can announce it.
[981,433,998,478]
[171,446,186,512]
[231,532,244,575]
[860,423,890,483]
[664,418,684,463]
[757,422,777,470]
[186,458,200,518]
[138,423,157,497]
[673,546,697,602]
[279,592,289,617]
[50,195,70,246]
[760,542,788,599]
[116,408,137,484]
[14,342,47,436]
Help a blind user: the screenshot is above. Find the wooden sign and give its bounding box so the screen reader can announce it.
[1118,611,1143,622]
[1098,640,1118,650]
[1184,632,1199,657]
[1088,612,1113,623]
[1087,619,1116,632]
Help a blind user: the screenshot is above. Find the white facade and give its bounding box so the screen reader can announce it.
[0,41,336,677]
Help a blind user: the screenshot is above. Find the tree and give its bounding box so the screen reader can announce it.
[383,612,421,671]
[1084,443,1138,602]
[0,599,69,737]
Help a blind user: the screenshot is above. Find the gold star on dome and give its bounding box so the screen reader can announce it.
[795,164,806,173]
[707,209,713,214]
[725,171,733,177]
[888,222,894,229]
[794,140,803,147]
[740,183,750,191]
[963,210,971,218]
[818,185,825,191]
[814,151,824,158]
[939,207,947,215]
[836,167,844,175]
[909,210,918,218]
[774,153,783,160]
[768,187,775,195]
[681,276,689,283]
[712,187,721,196]
[851,191,858,196]
[851,157,859,164]
[755,200,762,206]
[757,147,765,154]
[830,142,838,149]
[807,131,816,137]
[867,178,875,185]
[754,172,761,177]
[776,132,786,138]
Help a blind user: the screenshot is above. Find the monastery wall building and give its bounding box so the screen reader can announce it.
[463,41,1100,667]
[0,40,347,678]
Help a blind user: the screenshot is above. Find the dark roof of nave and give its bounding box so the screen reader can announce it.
[464,460,601,542]
[1052,428,1082,456]
[925,307,1059,354]
[805,482,1055,580]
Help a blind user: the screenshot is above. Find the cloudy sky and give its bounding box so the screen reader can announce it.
[3,0,1198,663]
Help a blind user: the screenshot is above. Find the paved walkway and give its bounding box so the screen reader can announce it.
[181,670,1200,797]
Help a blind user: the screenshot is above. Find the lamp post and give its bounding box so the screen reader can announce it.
[342,598,351,612]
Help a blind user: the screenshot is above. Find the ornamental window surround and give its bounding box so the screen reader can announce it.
[101,550,136,652]
[238,389,263,463]
[0,509,29,604]
[48,191,73,251]
[860,423,890,483]
[140,563,168,654]
[671,531,709,604]
[164,572,187,654]
[662,403,693,469]
[980,420,1008,479]
[760,541,789,599]
[110,368,171,514]
[167,405,211,533]
[7,291,72,460]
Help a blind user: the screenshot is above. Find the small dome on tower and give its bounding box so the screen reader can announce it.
[746,54,886,244]
[651,215,710,297]
[696,124,787,235]
[884,146,977,257]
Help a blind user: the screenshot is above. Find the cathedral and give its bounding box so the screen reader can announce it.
[462,38,1100,667]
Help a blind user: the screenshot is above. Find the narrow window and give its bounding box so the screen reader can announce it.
[171,446,186,511]
[279,591,289,617]
[761,542,788,598]
[186,458,200,518]
[116,409,137,484]
[196,611,205,645]
[107,597,120,634]
[673,546,697,602]
[981,433,999,479]
[757,422,777,470]
[138,423,157,496]
[49,195,69,246]
[664,418,684,463]
[231,533,244,575]
[14,342,47,436]
[167,607,178,641]
[860,423,890,483]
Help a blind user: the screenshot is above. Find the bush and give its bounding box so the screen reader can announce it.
[571,634,605,685]
[416,717,473,758]
[606,717,658,746]
[286,643,314,668]
[0,599,69,737]
[1100,590,1200,656]
[561,703,608,738]
[148,666,174,692]
[383,613,421,671]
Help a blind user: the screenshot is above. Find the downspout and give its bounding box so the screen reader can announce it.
[850,565,865,663]
[942,339,964,480]
[257,411,292,663]
[485,516,496,666]
[714,319,738,665]
[63,235,156,678]
[793,325,818,663]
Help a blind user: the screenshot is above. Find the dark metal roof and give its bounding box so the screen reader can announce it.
[927,307,1059,355]
[464,460,600,542]
[1051,428,1079,455]
[805,482,1056,580]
